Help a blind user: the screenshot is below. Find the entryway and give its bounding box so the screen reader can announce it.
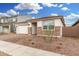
[32,22,37,35]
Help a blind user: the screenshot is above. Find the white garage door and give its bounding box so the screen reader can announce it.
[16,26,28,34]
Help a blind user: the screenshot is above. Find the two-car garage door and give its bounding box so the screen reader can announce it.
[16,26,28,34]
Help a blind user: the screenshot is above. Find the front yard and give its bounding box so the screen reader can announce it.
[0,33,79,56]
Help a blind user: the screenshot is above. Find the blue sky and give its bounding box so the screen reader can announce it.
[0,3,79,26]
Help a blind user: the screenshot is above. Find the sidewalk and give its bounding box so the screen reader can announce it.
[0,40,64,56]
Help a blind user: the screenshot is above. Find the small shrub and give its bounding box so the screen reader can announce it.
[59,43,63,45]
[56,46,61,49]
[28,39,32,41]
[31,42,35,45]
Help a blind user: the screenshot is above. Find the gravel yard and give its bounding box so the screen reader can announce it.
[0,33,79,56]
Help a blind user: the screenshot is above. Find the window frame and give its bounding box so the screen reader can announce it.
[42,20,55,31]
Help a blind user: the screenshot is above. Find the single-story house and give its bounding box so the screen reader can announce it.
[15,16,65,37]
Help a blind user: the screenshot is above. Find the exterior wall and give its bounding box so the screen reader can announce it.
[54,19,63,27]
[37,26,61,37]
[0,23,11,33]
[28,27,32,35]
[2,25,11,33]
[36,19,63,37]
[53,27,61,37]
[37,21,43,36]
[54,19,63,37]
[37,21,43,27]
[28,22,32,35]
[0,26,3,33]
[62,26,79,38]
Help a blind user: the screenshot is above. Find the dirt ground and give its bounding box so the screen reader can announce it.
[0,33,79,56]
[0,51,10,56]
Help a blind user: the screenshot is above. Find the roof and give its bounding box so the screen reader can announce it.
[0,14,31,19]
[72,20,79,26]
[0,14,32,24]
[0,15,65,26]
[29,16,65,26]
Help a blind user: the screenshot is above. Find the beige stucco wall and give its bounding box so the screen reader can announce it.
[54,19,63,27]
[36,19,63,37]
[37,19,63,27]
[28,22,32,27]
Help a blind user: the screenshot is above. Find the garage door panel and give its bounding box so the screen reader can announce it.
[16,26,28,34]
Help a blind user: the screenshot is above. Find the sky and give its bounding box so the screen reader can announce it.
[0,3,79,26]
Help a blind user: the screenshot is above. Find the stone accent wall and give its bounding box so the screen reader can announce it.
[53,27,61,36]
[37,27,42,35]
[37,27,61,37]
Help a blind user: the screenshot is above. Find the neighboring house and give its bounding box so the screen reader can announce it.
[0,15,32,33]
[0,17,17,33]
[15,16,65,37]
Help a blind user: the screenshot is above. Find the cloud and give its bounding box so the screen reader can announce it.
[58,4,63,8]
[61,7,70,11]
[15,3,43,10]
[0,13,10,17]
[66,3,71,5]
[15,3,43,14]
[42,3,58,7]
[14,3,66,14]
[0,9,19,17]
[64,13,79,25]
[50,13,58,16]
[27,10,38,14]
[7,9,19,16]
[65,13,79,19]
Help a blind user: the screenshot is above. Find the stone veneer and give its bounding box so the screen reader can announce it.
[37,27,61,37]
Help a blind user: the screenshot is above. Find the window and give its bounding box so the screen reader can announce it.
[43,20,54,30]
[49,25,54,29]
[43,26,47,29]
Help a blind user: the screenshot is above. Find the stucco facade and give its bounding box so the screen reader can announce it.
[0,15,65,38]
[24,16,65,37]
